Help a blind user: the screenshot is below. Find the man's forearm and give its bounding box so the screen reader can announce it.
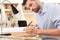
[41,29,60,36]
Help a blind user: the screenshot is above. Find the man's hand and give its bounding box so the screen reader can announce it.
[24,26,34,34]
[32,28,42,35]
[24,26,42,35]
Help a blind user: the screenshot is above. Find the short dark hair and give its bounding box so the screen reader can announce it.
[22,0,27,6]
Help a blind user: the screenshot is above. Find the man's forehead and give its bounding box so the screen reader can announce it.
[26,0,32,4]
[26,0,32,6]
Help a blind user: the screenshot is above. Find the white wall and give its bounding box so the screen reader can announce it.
[0,0,23,3]
[9,0,23,3]
[40,0,60,3]
[9,0,60,3]
[0,0,60,3]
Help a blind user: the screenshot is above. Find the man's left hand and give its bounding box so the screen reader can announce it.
[32,28,42,35]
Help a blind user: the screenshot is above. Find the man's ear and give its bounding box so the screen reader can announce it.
[31,0,35,1]
[36,0,40,2]
[35,0,41,5]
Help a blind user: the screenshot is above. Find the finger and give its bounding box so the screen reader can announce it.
[32,29,37,34]
[26,30,32,34]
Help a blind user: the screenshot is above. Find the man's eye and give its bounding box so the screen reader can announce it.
[29,4,32,7]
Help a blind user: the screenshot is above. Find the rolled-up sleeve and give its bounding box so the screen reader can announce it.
[52,6,60,29]
[54,20,60,29]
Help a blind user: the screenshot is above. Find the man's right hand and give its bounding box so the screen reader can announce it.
[24,26,34,34]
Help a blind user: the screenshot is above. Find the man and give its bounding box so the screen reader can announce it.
[22,0,60,40]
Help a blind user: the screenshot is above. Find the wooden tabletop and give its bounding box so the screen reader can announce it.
[0,32,42,40]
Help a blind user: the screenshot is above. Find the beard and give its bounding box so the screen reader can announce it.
[32,6,40,13]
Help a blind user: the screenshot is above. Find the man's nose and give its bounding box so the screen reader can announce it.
[30,8,32,10]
